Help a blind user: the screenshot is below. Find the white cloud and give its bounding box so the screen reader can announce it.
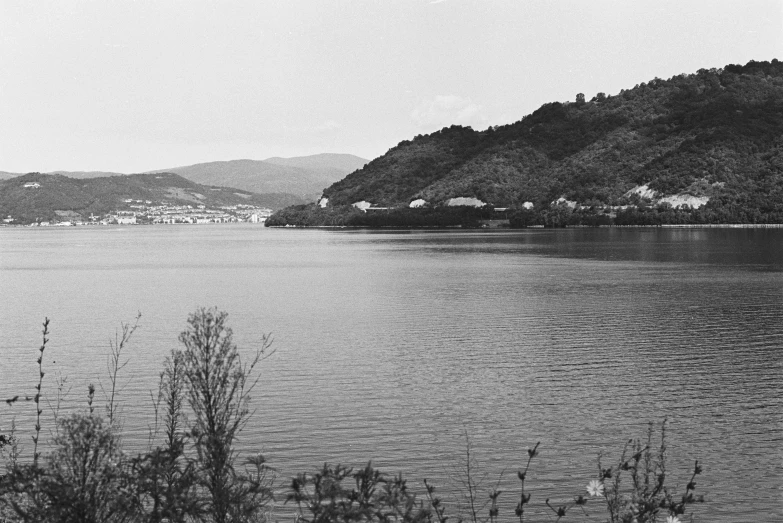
[410,95,486,130]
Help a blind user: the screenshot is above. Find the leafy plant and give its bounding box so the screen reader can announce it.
[177,307,274,523]
[596,421,704,523]
[43,413,127,523]
[0,411,127,523]
[287,462,431,523]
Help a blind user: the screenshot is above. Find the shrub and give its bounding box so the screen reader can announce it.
[287,463,431,523]
[0,411,126,523]
[42,413,127,523]
[176,307,274,523]
[596,421,704,523]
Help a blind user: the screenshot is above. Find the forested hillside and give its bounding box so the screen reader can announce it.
[269,60,783,227]
[0,172,285,224]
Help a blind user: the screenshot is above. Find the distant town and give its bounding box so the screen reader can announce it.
[5,198,272,227]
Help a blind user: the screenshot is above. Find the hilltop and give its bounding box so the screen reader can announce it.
[268,60,783,227]
[0,172,283,225]
[147,154,367,202]
[264,153,368,173]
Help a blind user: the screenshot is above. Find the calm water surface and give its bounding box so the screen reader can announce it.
[1,226,781,521]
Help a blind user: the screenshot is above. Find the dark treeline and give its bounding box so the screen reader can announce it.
[265,198,783,228]
[265,204,498,228]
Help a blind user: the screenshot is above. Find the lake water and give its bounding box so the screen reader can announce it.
[1,225,781,521]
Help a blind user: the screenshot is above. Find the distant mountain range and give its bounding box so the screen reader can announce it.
[268,60,783,227]
[148,154,367,203]
[0,153,368,206]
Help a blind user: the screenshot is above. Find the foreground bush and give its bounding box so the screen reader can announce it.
[1,309,274,523]
[1,311,703,523]
[285,424,702,523]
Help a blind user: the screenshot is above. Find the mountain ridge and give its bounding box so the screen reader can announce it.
[147,155,366,202]
[263,153,367,173]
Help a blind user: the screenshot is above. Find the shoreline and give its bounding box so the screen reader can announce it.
[3,222,783,230]
[266,223,783,230]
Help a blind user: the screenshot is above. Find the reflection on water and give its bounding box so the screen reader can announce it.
[1,226,781,521]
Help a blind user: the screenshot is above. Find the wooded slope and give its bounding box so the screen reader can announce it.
[316,60,783,224]
[0,172,281,224]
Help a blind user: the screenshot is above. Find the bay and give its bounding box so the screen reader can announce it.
[1,225,781,521]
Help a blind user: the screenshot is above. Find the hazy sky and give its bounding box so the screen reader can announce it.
[1,0,781,173]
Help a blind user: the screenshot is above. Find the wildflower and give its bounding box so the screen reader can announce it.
[666,516,682,523]
[586,479,604,497]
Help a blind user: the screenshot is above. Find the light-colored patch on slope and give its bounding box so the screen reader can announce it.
[625,183,711,208]
[659,194,710,208]
[552,197,577,209]
[446,197,485,207]
[624,184,657,199]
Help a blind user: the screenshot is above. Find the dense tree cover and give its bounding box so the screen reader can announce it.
[0,173,290,224]
[276,60,783,227]
[265,204,501,228]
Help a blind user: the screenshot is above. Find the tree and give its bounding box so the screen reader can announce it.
[129,350,201,523]
[576,93,586,105]
[177,308,274,523]
[43,414,126,523]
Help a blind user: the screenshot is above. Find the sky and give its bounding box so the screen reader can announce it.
[1,0,781,173]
